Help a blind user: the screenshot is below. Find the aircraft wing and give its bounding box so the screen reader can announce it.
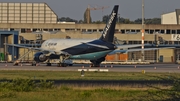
[4,43,68,55]
[108,47,175,55]
[116,44,153,49]
[4,43,43,50]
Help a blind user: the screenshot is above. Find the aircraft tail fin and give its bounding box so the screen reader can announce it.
[100,5,119,43]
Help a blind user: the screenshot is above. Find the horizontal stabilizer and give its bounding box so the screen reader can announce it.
[108,47,175,55]
[116,44,153,49]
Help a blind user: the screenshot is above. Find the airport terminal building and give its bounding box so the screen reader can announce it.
[0,2,180,63]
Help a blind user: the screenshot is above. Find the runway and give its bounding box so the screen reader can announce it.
[0,63,180,73]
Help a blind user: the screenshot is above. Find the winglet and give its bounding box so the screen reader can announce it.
[100,5,119,43]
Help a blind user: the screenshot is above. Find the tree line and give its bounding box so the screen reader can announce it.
[58,15,161,24]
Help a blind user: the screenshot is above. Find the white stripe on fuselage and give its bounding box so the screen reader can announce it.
[84,43,109,49]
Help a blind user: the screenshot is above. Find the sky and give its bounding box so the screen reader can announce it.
[1,0,180,21]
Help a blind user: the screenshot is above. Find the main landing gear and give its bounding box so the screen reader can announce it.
[90,57,105,67]
[46,60,51,66]
[57,55,69,67]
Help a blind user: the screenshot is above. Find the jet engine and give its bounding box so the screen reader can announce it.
[34,52,47,62]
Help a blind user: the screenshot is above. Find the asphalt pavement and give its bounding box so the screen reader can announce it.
[0,63,180,73]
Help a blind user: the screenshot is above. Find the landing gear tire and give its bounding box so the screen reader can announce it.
[13,62,19,66]
[32,63,36,66]
[32,62,36,66]
[57,63,67,67]
[90,64,100,67]
[69,64,73,66]
[46,63,51,66]
[57,63,61,67]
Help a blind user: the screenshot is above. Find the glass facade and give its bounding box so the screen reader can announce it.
[0,2,57,23]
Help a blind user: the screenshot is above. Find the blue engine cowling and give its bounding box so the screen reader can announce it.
[34,52,47,62]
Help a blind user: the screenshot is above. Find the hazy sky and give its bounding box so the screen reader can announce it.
[1,0,180,21]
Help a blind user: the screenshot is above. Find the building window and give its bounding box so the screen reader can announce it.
[21,29,26,33]
[174,41,179,44]
[26,29,31,33]
[155,29,160,33]
[131,30,136,32]
[126,29,130,33]
[177,30,180,34]
[87,29,92,32]
[92,29,97,32]
[54,28,60,31]
[10,28,14,31]
[136,30,140,32]
[150,30,154,34]
[49,29,53,31]
[128,41,133,44]
[121,30,125,34]
[99,29,103,32]
[172,30,176,34]
[82,29,86,32]
[166,29,171,34]
[169,41,172,44]
[43,29,48,31]
[33,29,38,32]
[160,30,164,34]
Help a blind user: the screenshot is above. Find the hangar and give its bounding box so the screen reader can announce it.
[161,9,180,24]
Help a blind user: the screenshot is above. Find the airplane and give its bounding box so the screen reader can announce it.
[5,5,173,67]
[5,5,119,67]
[42,5,119,67]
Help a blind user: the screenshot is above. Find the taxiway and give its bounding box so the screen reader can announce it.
[0,63,180,73]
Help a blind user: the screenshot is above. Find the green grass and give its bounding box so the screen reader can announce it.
[0,86,178,101]
[0,70,179,101]
[0,87,160,101]
[0,70,179,80]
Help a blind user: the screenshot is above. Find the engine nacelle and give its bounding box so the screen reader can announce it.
[34,52,47,62]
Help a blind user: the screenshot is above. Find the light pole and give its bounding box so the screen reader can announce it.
[141,0,145,61]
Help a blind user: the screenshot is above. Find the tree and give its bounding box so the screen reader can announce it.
[58,15,161,24]
[92,20,104,24]
[78,20,84,24]
[102,15,109,23]
[58,17,78,23]
[134,18,161,24]
[119,17,134,24]
[134,18,142,24]
[146,18,161,24]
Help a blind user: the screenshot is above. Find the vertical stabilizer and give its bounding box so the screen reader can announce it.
[100,5,119,43]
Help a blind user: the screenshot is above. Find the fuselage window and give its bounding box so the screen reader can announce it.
[48,43,57,46]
